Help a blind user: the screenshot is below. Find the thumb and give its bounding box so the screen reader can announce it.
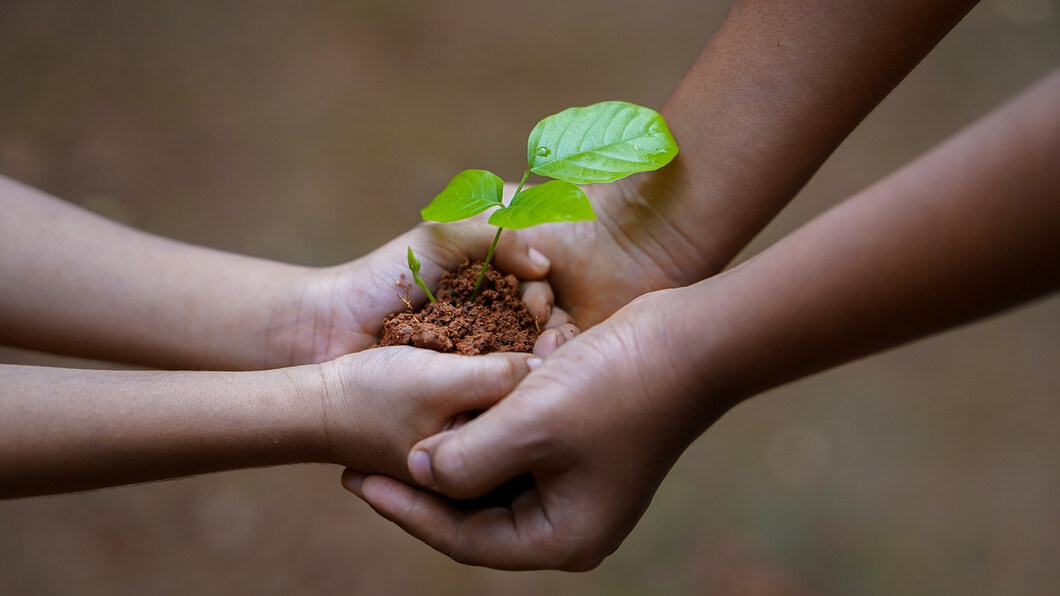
[408,400,544,500]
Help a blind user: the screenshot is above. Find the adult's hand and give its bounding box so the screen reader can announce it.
[511,0,978,328]
[342,286,731,570]
[343,65,1060,570]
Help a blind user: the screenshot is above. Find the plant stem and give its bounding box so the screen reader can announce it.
[470,227,503,300]
[470,169,531,300]
[417,278,438,304]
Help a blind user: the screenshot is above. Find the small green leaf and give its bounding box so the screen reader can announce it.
[421,169,504,223]
[527,101,678,184]
[487,181,595,230]
[406,246,436,303]
[407,246,422,275]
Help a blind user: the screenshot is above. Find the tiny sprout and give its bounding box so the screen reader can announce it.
[407,246,437,304]
[419,100,679,300]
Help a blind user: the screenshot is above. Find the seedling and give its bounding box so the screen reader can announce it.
[407,246,437,303]
[411,100,679,300]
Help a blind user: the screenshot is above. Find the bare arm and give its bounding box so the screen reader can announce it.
[0,363,320,497]
[529,0,980,325]
[0,176,553,369]
[683,65,1060,399]
[0,176,311,369]
[347,67,1060,571]
[0,348,537,499]
[647,0,979,271]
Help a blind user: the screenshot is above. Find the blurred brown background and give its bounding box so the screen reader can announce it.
[1,1,1058,594]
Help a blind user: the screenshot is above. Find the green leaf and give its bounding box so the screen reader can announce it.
[487,181,595,230]
[421,169,504,222]
[527,101,679,184]
[407,246,422,275]
[406,246,436,303]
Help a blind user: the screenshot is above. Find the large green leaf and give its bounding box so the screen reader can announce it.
[487,181,595,230]
[527,101,678,185]
[421,169,504,222]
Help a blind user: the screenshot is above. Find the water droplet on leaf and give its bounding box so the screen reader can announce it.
[535,146,551,157]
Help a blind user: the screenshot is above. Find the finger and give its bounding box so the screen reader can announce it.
[341,468,367,497]
[520,280,554,327]
[491,231,550,281]
[416,351,540,412]
[357,475,561,570]
[408,398,546,499]
[533,323,580,357]
[543,306,572,329]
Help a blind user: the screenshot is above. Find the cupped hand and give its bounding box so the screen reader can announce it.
[316,347,542,483]
[509,178,713,329]
[341,286,737,570]
[268,222,565,367]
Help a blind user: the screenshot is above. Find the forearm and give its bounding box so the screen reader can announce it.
[683,68,1060,402]
[610,0,978,280]
[0,363,325,498]
[0,176,317,369]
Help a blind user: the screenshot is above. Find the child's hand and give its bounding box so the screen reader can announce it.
[314,346,540,482]
[269,221,572,366]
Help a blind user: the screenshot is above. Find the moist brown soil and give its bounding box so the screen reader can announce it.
[379,260,540,355]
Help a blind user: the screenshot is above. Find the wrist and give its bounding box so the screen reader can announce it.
[673,265,808,405]
[593,286,747,449]
[298,356,366,465]
[265,362,336,465]
[259,265,345,368]
[593,175,723,287]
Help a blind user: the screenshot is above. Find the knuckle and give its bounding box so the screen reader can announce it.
[487,354,528,389]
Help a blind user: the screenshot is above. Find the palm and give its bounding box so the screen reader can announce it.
[288,222,554,365]
[296,228,489,363]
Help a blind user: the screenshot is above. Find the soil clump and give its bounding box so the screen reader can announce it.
[379,260,540,355]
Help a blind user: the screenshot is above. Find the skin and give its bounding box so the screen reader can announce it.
[343,66,1060,571]
[0,174,574,497]
[0,0,985,531]
[0,174,563,369]
[517,0,978,327]
[0,348,540,498]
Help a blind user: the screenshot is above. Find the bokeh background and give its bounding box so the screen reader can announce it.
[1,1,1058,594]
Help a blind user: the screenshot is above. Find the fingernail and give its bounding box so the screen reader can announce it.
[409,450,436,488]
[528,247,550,269]
[527,356,543,370]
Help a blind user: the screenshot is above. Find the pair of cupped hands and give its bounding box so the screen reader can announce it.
[290,183,722,571]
